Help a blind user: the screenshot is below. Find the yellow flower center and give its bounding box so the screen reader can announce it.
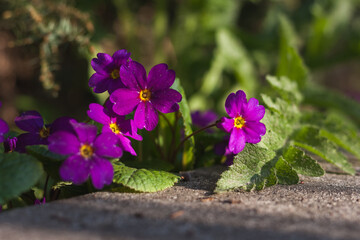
[139,89,151,102]
[234,116,246,129]
[80,144,94,159]
[110,69,120,79]
[109,122,121,134]
[39,127,50,138]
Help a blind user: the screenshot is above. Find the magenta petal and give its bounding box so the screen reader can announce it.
[147,64,176,91]
[94,133,123,158]
[246,122,266,136]
[91,53,114,75]
[217,117,234,133]
[151,89,181,113]
[244,98,265,121]
[120,61,147,90]
[70,120,97,144]
[243,127,262,144]
[88,73,110,93]
[90,156,114,189]
[15,111,44,133]
[50,117,75,135]
[110,88,140,115]
[48,131,80,155]
[87,103,110,125]
[225,91,247,118]
[118,134,137,156]
[60,155,90,185]
[134,102,159,131]
[112,49,131,66]
[0,119,9,136]
[229,128,246,154]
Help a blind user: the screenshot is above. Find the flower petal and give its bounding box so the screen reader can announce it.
[88,73,111,93]
[246,121,266,136]
[91,53,114,75]
[151,89,181,113]
[119,61,147,90]
[118,134,137,156]
[94,133,123,158]
[225,90,247,118]
[110,88,140,116]
[228,128,246,154]
[50,117,76,135]
[216,117,234,133]
[116,117,142,141]
[87,103,110,125]
[90,156,114,189]
[15,111,44,133]
[244,98,266,121]
[112,49,131,66]
[147,64,176,91]
[134,101,159,131]
[0,119,9,136]
[60,155,90,185]
[70,120,97,144]
[48,131,80,155]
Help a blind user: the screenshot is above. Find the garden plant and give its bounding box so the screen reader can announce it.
[0,0,360,210]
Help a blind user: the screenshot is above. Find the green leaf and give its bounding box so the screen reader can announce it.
[215,144,277,192]
[303,84,360,127]
[277,15,308,89]
[293,126,355,175]
[282,146,325,177]
[112,162,180,192]
[265,75,303,104]
[275,157,299,185]
[26,145,66,180]
[0,152,44,204]
[171,78,195,170]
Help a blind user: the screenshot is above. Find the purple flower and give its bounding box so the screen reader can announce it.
[34,197,46,205]
[191,110,218,133]
[214,136,235,166]
[3,137,17,153]
[15,111,74,151]
[48,120,122,189]
[217,90,266,154]
[0,102,9,143]
[87,102,142,156]
[89,49,131,94]
[110,62,182,131]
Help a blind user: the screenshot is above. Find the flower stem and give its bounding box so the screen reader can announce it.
[171,120,220,162]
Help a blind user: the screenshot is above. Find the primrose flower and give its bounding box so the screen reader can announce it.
[0,102,9,143]
[89,49,131,94]
[217,90,266,154]
[87,102,142,156]
[214,136,235,166]
[48,120,122,189]
[15,111,74,151]
[191,110,218,133]
[34,197,46,205]
[110,61,182,131]
[3,137,17,153]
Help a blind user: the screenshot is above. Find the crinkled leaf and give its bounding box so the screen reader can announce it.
[0,152,44,204]
[215,144,277,192]
[266,75,303,104]
[282,146,325,177]
[171,78,195,170]
[275,157,299,185]
[293,126,355,175]
[112,162,180,192]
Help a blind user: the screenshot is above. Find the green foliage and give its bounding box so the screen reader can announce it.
[26,145,66,180]
[171,79,195,170]
[277,15,308,89]
[112,162,180,193]
[0,152,44,204]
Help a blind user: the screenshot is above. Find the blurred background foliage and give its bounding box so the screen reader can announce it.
[0,0,359,127]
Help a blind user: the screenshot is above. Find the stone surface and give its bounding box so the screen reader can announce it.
[1,166,360,240]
